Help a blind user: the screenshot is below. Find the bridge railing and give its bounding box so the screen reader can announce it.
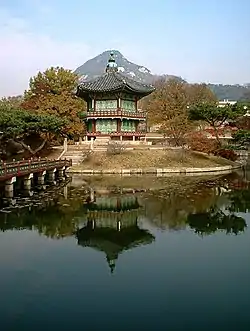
[0,158,72,180]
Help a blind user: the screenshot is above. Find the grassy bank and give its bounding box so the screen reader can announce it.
[72,149,236,171]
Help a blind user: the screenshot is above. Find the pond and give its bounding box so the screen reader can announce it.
[0,170,250,331]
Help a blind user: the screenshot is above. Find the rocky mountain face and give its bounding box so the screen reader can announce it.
[74,50,179,85]
[74,50,249,101]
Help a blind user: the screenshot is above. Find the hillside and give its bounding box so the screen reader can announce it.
[208,84,249,101]
[74,50,181,85]
[74,50,250,101]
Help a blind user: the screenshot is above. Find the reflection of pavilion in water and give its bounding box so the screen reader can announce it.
[76,193,154,273]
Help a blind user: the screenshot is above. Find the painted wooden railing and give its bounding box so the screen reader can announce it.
[0,158,72,181]
[84,109,146,119]
[86,131,145,136]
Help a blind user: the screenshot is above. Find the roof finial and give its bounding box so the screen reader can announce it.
[106,253,118,274]
[106,51,118,73]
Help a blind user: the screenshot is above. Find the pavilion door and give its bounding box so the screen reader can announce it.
[96,119,117,133]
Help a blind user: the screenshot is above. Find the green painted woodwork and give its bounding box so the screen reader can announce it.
[120,93,136,101]
[121,120,136,132]
[121,100,136,112]
[88,121,92,132]
[96,100,117,111]
[96,119,117,133]
[88,100,92,110]
[94,196,139,210]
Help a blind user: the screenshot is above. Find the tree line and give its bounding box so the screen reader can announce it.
[0,67,86,160]
[140,78,250,159]
[1,66,249,160]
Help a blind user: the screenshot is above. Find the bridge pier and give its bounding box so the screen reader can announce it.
[5,177,16,198]
[58,166,66,180]
[1,158,72,197]
[37,171,46,185]
[23,173,33,191]
[48,168,56,183]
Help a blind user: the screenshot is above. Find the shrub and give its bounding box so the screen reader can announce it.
[107,142,127,155]
[80,147,93,163]
[214,148,238,161]
[186,131,218,154]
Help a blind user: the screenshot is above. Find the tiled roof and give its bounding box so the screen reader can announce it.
[77,71,155,97]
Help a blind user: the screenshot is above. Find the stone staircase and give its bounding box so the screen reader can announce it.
[63,145,92,166]
[62,137,114,166]
[93,137,111,151]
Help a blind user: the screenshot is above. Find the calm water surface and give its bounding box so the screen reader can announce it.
[0,171,250,331]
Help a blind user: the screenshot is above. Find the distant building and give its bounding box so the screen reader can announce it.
[218,99,237,107]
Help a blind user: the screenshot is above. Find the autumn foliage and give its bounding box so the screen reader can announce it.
[22,67,86,139]
[186,131,218,154]
[141,78,218,146]
[214,149,238,161]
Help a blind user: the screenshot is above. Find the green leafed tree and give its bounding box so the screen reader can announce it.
[0,104,67,157]
[0,95,23,108]
[22,67,86,139]
[188,102,245,145]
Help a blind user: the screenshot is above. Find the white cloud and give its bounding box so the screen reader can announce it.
[0,9,93,97]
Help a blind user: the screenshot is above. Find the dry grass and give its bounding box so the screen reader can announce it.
[73,149,235,170]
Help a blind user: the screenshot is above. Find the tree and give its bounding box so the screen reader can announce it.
[187,208,246,235]
[188,102,244,146]
[145,78,192,146]
[186,83,217,104]
[22,67,86,139]
[240,87,250,101]
[0,95,23,108]
[0,104,67,156]
[232,129,250,148]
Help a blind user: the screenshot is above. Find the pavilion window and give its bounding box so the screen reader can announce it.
[96,100,117,111]
[121,100,136,113]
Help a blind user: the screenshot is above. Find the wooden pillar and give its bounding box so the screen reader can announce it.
[135,121,139,132]
[117,119,121,132]
[135,97,138,111]
[92,120,96,133]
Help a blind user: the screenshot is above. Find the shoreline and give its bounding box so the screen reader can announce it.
[67,163,242,176]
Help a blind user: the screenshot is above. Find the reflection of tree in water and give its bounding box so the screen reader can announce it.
[0,186,89,239]
[187,207,247,235]
[143,182,227,231]
[226,185,250,213]
[143,173,249,235]
[0,205,81,238]
[0,171,249,238]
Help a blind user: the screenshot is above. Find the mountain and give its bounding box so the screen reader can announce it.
[74,50,250,101]
[208,84,249,101]
[74,50,180,85]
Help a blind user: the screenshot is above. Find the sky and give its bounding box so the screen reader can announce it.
[0,0,250,96]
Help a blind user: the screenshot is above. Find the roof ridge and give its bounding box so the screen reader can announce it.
[116,72,154,88]
[79,72,110,85]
